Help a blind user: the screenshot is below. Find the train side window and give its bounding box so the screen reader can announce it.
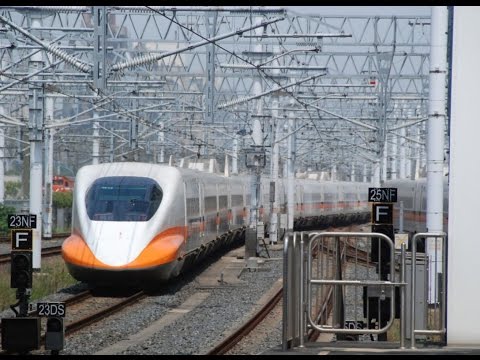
[219,195,228,209]
[186,198,200,217]
[205,196,217,212]
[232,194,243,207]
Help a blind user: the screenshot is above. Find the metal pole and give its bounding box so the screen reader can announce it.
[91,7,106,165]
[391,134,397,180]
[331,164,337,181]
[0,55,7,204]
[158,123,165,163]
[399,201,404,233]
[270,98,279,244]
[287,112,295,233]
[110,132,114,162]
[92,112,100,165]
[43,122,53,238]
[400,242,406,349]
[410,233,417,348]
[292,231,298,346]
[204,11,216,127]
[0,105,4,203]
[249,17,265,240]
[382,138,388,182]
[43,96,54,238]
[299,232,305,347]
[373,160,380,186]
[93,6,107,89]
[333,238,344,333]
[282,232,290,351]
[29,14,44,270]
[426,6,448,304]
[400,127,407,178]
[232,135,238,174]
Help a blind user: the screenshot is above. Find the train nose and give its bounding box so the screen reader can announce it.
[62,234,108,268]
[62,229,187,285]
[62,227,187,270]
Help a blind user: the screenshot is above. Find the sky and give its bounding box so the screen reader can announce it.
[286,6,431,17]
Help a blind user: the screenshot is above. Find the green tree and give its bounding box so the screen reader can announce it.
[52,192,73,209]
[5,181,21,199]
[0,204,16,234]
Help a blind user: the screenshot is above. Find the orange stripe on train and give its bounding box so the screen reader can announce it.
[62,226,187,270]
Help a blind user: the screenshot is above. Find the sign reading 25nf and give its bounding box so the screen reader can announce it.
[368,188,397,203]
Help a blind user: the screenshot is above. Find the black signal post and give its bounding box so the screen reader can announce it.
[367,188,397,341]
[1,214,40,354]
[8,215,35,316]
[368,189,396,279]
[11,251,33,289]
[45,316,65,354]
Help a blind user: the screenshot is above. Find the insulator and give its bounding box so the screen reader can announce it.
[45,44,91,73]
[12,6,88,12]
[111,53,162,72]
[40,6,88,12]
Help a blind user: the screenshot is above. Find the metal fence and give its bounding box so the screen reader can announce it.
[283,230,447,350]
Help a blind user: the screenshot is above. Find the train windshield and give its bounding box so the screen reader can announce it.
[86,176,163,222]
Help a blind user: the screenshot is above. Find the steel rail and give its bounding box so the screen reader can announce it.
[207,238,371,354]
[0,245,63,265]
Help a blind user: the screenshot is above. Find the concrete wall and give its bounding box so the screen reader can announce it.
[447,6,480,345]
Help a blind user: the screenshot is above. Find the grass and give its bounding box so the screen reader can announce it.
[0,256,78,312]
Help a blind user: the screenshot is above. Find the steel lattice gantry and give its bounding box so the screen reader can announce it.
[0,6,431,183]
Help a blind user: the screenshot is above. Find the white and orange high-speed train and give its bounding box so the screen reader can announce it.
[384,176,449,235]
[61,162,372,287]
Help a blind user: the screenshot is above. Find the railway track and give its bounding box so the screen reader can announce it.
[207,233,372,355]
[1,225,374,355]
[1,288,147,355]
[208,287,283,355]
[61,290,147,338]
[0,245,62,264]
[0,233,70,243]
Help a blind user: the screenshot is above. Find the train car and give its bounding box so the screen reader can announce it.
[52,175,75,192]
[62,162,371,287]
[384,176,449,235]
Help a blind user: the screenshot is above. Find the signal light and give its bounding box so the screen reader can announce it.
[45,317,64,352]
[11,251,33,288]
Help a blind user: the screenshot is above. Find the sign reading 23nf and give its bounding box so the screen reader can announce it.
[7,214,37,229]
[368,188,398,203]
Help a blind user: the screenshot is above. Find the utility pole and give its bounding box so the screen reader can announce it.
[92,6,107,165]
[29,13,44,270]
[287,110,296,234]
[0,102,5,204]
[43,97,54,239]
[204,11,217,156]
[158,123,165,163]
[269,98,280,244]
[426,6,448,304]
